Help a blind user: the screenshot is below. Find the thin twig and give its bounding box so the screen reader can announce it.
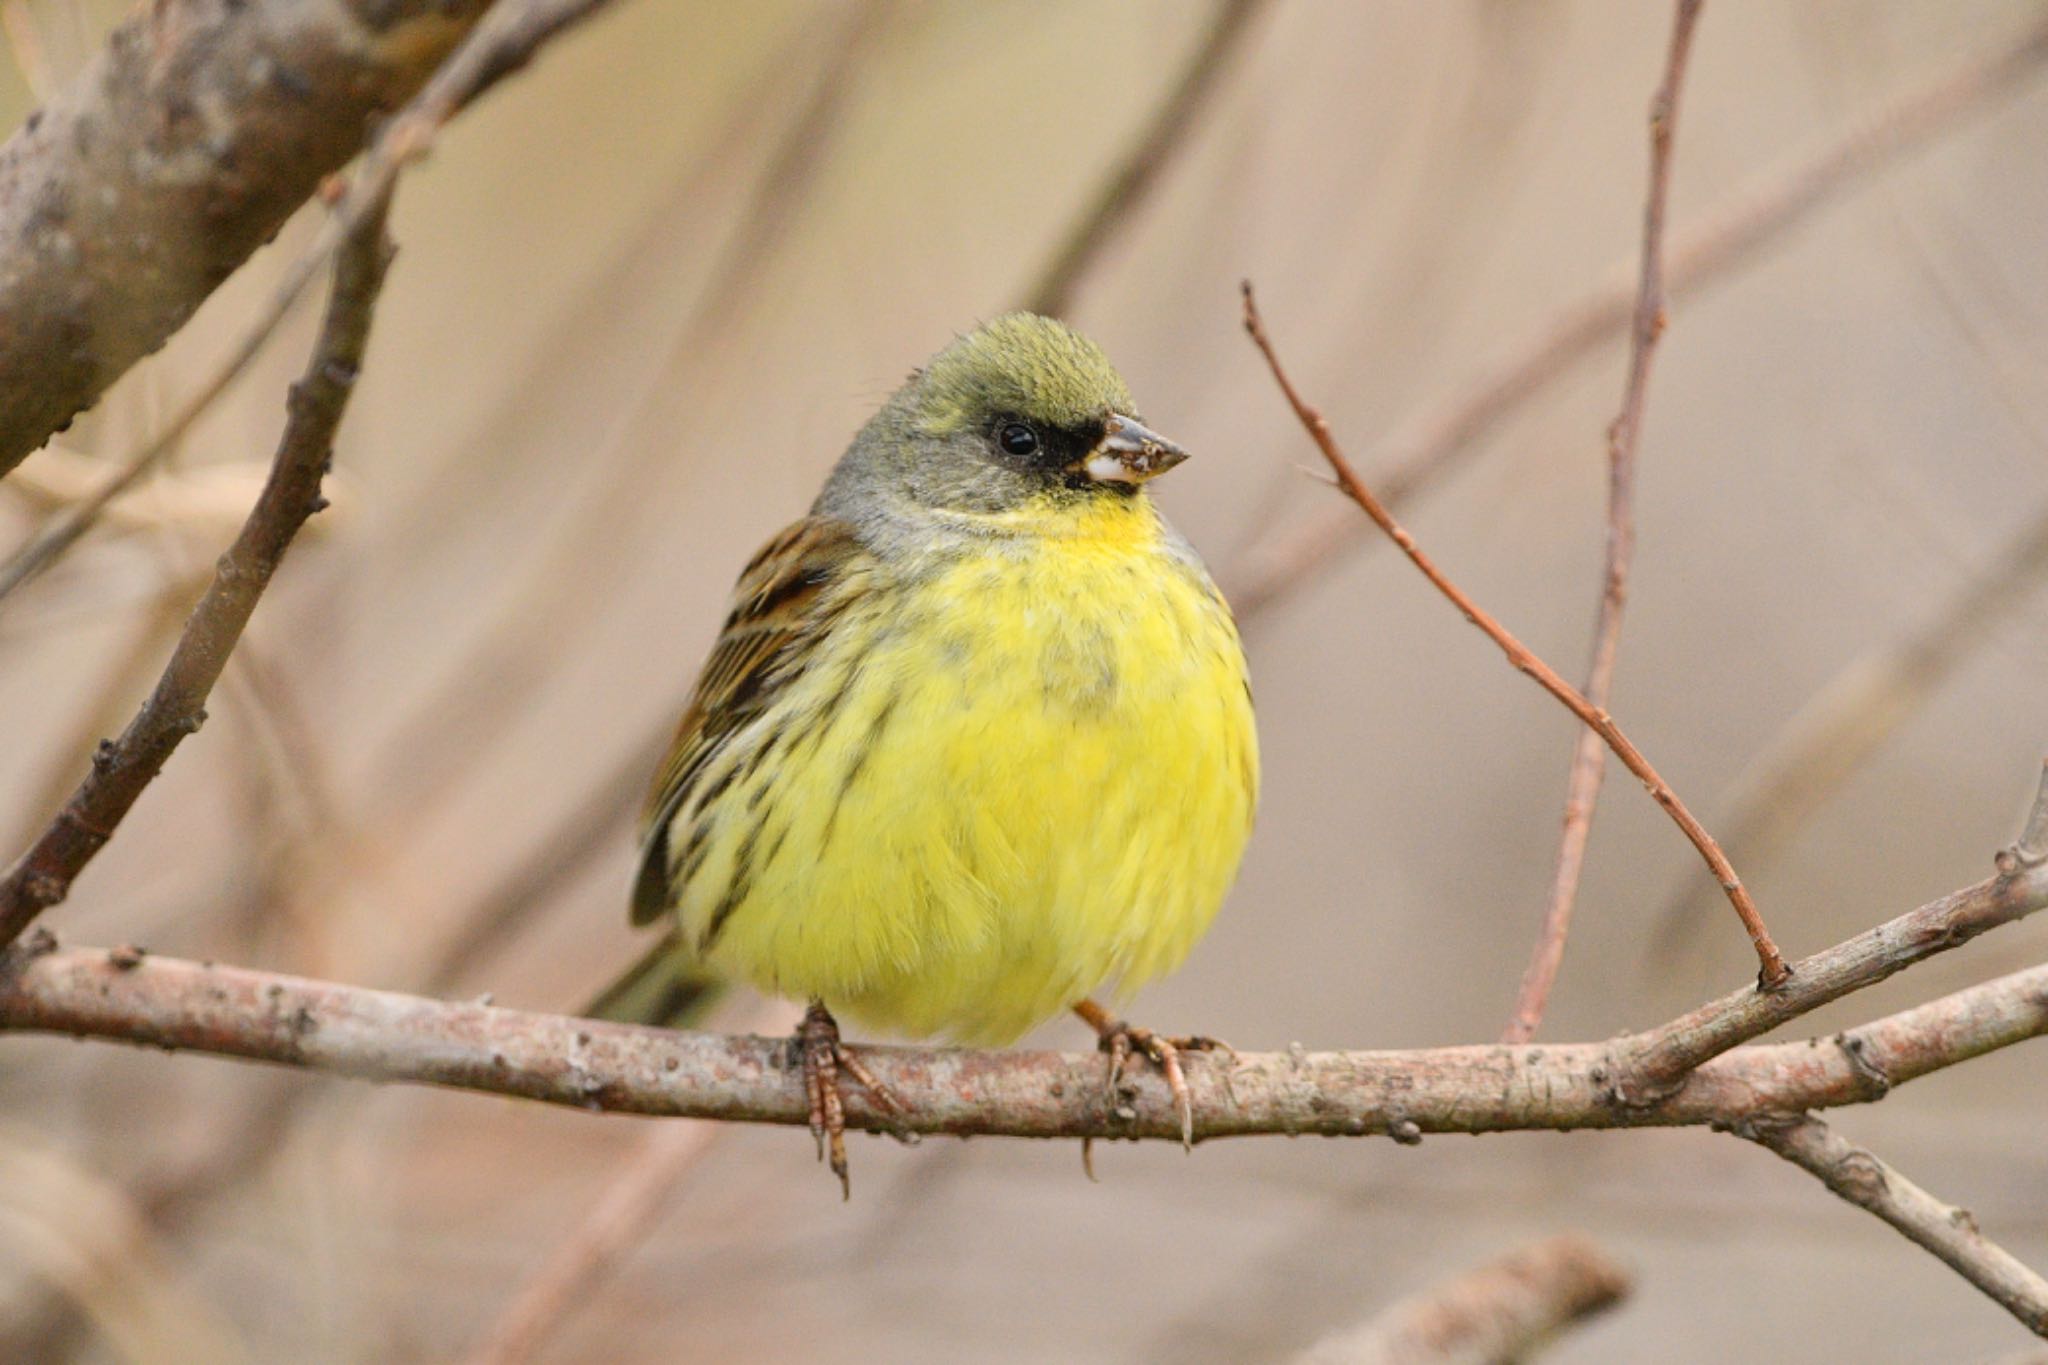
[0,0,623,604]
[1504,0,1704,1045]
[1652,511,2048,960]
[1293,1234,1631,1365]
[1224,11,2048,620]
[0,189,398,950]
[1730,1114,2048,1338]
[1614,758,2048,1095]
[1022,0,1271,318]
[1240,282,1791,988]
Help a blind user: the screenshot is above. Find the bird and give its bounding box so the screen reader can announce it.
[588,313,1259,1192]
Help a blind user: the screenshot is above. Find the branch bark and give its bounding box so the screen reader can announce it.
[1504,0,1702,1044]
[2,905,2042,1142]
[1240,282,1791,987]
[0,189,397,949]
[0,0,491,476]
[1731,1114,2048,1338]
[0,0,624,602]
[1613,758,2048,1095]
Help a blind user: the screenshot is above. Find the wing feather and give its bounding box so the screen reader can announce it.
[629,515,868,925]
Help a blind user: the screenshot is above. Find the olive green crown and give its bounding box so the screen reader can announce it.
[913,313,1136,435]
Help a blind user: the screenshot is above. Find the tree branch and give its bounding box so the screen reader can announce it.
[1505,0,1702,1045]
[1730,1114,2048,1338]
[0,189,398,950]
[0,0,492,477]
[1293,1234,1631,1365]
[1613,757,2048,1095]
[2,885,2042,1142]
[0,0,624,602]
[1240,281,1791,988]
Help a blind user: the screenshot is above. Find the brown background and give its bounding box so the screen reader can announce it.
[2,1,2046,1360]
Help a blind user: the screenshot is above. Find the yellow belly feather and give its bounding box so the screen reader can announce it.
[670,496,1257,1044]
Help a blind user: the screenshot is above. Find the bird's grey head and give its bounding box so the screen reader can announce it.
[817,313,1189,526]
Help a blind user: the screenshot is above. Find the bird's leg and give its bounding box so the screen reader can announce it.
[795,1000,902,1199]
[1072,999,1233,1152]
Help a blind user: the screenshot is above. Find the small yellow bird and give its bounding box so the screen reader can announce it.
[590,314,1258,1189]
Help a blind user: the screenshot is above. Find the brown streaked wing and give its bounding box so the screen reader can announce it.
[629,515,870,926]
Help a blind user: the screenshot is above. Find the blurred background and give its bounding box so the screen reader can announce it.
[3,0,2047,1359]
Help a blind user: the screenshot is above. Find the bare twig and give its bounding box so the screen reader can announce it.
[1240,283,1790,988]
[1293,1234,1631,1365]
[1651,509,2048,959]
[1022,0,1271,317]
[1730,1114,2048,1338]
[1504,0,1704,1045]
[4,852,2044,1141]
[1615,758,2048,1094]
[1225,11,2048,620]
[0,0,625,603]
[0,191,398,950]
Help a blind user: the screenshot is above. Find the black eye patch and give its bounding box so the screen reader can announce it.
[989,413,1105,472]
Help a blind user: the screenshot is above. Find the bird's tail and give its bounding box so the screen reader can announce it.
[582,931,727,1029]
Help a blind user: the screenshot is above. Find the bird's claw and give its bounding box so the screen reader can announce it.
[796,1002,903,1199]
[1092,1017,1231,1152]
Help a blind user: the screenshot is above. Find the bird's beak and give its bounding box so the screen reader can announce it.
[1080,414,1190,484]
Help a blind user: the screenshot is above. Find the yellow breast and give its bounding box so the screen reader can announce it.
[674,493,1258,1044]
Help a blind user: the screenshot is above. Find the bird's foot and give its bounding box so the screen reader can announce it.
[796,1001,903,1199]
[1073,999,1233,1154]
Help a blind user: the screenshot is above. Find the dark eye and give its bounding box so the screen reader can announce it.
[997,422,1040,457]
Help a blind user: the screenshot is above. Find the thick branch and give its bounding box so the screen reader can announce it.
[2,932,2042,1141]
[1294,1234,1631,1365]
[1505,0,1702,1044]
[0,0,623,602]
[1240,283,1791,987]
[1731,1114,2048,1338]
[0,193,397,949]
[0,0,491,476]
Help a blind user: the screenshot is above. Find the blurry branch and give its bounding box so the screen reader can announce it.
[1240,283,1790,987]
[367,0,888,821]
[461,999,803,1365]
[0,190,398,951]
[1022,0,1271,318]
[1224,10,2048,620]
[1651,502,2048,961]
[6,448,355,539]
[0,0,625,603]
[1504,0,1701,1045]
[1730,1114,2048,1337]
[1293,1234,1630,1365]
[461,1124,729,1365]
[0,1125,246,1365]
[0,0,495,479]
